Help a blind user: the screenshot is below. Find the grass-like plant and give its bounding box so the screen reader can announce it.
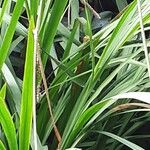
[0,0,150,150]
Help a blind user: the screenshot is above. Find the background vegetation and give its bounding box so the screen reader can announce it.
[0,0,150,150]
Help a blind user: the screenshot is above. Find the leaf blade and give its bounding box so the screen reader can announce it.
[19,17,35,150]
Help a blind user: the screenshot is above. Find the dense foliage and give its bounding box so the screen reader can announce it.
[0,0,150,150]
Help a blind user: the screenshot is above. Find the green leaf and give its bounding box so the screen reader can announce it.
[116,0,128,12]
[96,131,144,150]
[0,83,6,99]
[0,0,8,26]
[62,19,80,60]
[19,17,35,150]
[60,1,150,148]
[0,140,6,150]
[0,97,18,150]
[0,0,25,69]
[71,0,79,39]
[2,64,21,113]
[73,99,115,135]
[41,0,69,66]
[1,11,27,36]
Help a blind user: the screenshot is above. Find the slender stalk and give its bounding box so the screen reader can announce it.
[80,0,101,19]
[36,40,62,145]
[32,0,62,148]
[34,2,62,144]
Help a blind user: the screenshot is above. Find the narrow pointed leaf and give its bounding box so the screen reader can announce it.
[97,131,144,150]
[0,0,25,69]
[19,17,35,150]
[0,83,6,99]
[0,97,18,150]
[0,140,6,150]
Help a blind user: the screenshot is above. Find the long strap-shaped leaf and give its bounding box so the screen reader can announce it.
[0,140,6,150]
[0,0,8,26]
[0,97,18,150]
[60,1,150,148]
[96,131,144,150]
[19,17,35,150]
[0,0,25,69]
[41,0,69,66]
